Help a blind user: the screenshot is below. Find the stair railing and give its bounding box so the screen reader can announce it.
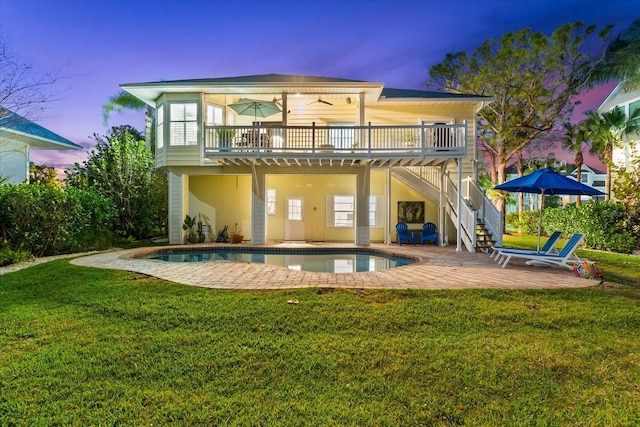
[462,178,503,247]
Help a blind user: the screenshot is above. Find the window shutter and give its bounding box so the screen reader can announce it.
[326,195,335,227]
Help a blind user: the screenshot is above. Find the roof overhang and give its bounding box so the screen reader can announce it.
[121,77,385,107]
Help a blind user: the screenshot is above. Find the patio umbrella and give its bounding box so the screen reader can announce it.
[228,98,281,123]
[494,168,605,251]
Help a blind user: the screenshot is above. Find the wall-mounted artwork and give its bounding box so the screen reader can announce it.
[398,201,424,224]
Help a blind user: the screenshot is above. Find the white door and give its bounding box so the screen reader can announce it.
[285,197,305,241]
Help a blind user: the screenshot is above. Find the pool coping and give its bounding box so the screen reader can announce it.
[69,242,601,290]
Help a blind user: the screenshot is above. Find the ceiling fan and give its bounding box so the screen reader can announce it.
[308,97,333,106]
[272,97,283,109]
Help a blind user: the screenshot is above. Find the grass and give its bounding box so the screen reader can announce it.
[502,233,640,287]
[1,241,639,425]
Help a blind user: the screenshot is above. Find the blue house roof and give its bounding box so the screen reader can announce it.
[0,108,81,150]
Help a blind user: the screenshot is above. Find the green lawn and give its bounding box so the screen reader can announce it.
[1,244,639,425]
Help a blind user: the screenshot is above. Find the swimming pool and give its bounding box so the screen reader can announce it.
[137,247,417,273]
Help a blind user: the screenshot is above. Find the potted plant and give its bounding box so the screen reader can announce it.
[231,223,244,244]
[216,127,237,151]
[183,214,205,244]
[196,214,206,243]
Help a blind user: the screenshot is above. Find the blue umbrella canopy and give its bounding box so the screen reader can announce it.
[494,168,604,252]
[494,168,605,196]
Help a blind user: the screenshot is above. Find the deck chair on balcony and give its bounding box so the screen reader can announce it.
[396,222,414,246]
[491,230,562,261]
[420,222,439,246]
[498,233,585,269]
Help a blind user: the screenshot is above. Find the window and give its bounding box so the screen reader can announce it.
[288,198,302,220]
[156,105,164,150]
[630,100,640,118]
[326,195,354,227]
[170,103,198,146]
[369,195,384,228]
[206,105,223,124]
[267,189,276,215]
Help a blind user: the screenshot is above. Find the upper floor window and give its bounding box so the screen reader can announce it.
[170,103,198,146]
[156,105,164,150]
[206,105,223,124]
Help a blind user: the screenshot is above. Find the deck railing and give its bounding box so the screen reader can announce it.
[204,122,466,158]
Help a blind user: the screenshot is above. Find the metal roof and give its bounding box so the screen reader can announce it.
[0,108,81,150]
[121,73,492,107]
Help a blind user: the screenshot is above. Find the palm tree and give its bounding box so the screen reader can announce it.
[591,20,640,92]
[562,121,589,206]
[586,106,640,199]
[102,90,154,152]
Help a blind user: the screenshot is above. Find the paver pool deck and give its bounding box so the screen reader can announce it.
[69,242,600,290]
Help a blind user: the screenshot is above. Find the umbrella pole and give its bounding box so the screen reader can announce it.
[537,191,543,252]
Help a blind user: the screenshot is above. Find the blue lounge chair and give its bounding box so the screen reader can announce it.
[396,222,414,246]
[420,222,439,246]
[498,233,585,269]
[491,231,563,261]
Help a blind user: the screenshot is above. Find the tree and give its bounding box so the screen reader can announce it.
[427,22,611,214]
[0,32,65,130]
[591,20,640,92]
[29,162,61,188]
[65,125,166,238]
[561,121,590,206]
[102,90,154,152]
[586,106,640,199]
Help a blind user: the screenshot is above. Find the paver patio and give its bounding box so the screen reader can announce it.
[69,243,600,290]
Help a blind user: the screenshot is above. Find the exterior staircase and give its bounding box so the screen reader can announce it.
[392,166,503,252]
[475,219,496,253]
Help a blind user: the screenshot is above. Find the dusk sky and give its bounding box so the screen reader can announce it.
[1,0,638,171]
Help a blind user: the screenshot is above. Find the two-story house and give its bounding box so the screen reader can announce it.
[0,108,81,184]
[121,74,499,251]
[597,84,640,170]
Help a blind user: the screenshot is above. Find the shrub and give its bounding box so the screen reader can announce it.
[0,242,32,266]
[543,201,638,254]
[505,210,542,235]
[0,184,116,258]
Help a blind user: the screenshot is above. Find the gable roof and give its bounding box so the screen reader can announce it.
[121,73,492,107]
[0,108,81,150]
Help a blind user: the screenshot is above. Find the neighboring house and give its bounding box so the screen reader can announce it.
[0,108,81,184]
[597,84,640,170]
[565,164,606,204]
[121,74,498,251]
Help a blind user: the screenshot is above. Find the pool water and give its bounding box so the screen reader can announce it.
[139,248,416,273]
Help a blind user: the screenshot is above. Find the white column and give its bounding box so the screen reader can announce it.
[251,166,266,244]
[457,159,463,252]
[355,164,370,245]
[386,167,391,245]
[439,165,445,246]
[168,171,188,244]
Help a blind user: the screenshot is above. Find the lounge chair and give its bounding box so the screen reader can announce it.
[396,222,414,246]
[420,222,439,246]
[498,233,585,269]
[491,231,562,261]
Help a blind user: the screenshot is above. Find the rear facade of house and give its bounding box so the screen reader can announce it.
[122,74,501,251]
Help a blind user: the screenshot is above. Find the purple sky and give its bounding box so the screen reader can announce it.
[1,0,637,171]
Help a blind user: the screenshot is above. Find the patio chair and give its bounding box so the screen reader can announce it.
[396,222,414,246]
[498,233,585,269]
[491,230,562,261]
[419,222,439,246]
